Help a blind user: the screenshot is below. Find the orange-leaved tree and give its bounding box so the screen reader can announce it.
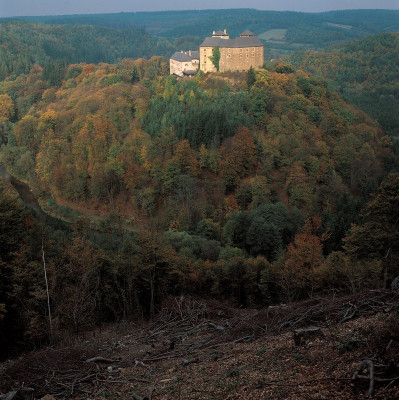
[280,216,329,299]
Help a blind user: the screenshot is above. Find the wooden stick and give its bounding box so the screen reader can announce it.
[85,356,119,363]
[352,359,375,397]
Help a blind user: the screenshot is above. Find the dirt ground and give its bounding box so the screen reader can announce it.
[1,292,399,399]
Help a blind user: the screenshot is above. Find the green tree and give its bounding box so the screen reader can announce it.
[247,66,256,90]
[209,47,221,71]
[344,173,399,286]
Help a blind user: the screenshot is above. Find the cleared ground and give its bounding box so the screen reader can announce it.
[1,290,399,399]
[258,29,288,41]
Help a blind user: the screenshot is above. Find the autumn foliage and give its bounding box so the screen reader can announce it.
[0,42,397,357]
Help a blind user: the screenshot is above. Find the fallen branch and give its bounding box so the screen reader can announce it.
[85,357,119,364]
[131,391,149,400]
[233,335,252,343]
[340,307,357,323]
[352,359,375,397]
[182,357,198,366]
[208,322,225,331]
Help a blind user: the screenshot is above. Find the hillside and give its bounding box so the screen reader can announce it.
[1,12,399,393]
[289,33,399,138]
[0,21,174,80]
[0,60,392,226]
[1,51,399,360]
[1,293,399,399]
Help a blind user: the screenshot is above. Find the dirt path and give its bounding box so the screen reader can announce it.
[0,164,44,216]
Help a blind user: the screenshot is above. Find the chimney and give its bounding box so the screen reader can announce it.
[189,50,191,56]
[181,50,183,53]
[224,29,227,34]
[213,31,215,35]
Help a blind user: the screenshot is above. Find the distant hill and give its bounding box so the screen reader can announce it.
[7,9,399,58]
[0,20,174,80]
[289,32,399,137]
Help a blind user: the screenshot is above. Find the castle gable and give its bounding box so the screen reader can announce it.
[240,30,254,37]
[171,50,199,62]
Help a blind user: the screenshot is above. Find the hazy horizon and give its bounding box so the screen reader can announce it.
[1,0,399,18]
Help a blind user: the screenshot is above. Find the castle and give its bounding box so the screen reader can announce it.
[170,30,264,76]
[169,50,199,77]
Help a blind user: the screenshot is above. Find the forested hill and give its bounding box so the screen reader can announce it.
[289,33,399,137]
[7,8,399,58]
[11,9,399,39]
[2,9,399,80]
[0,21,174,80]
[1,41,399,360]
[0,58,393,248]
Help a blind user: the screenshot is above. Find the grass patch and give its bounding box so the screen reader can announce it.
[259,29,288,41]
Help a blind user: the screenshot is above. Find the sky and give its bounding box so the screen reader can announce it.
[1,0,398,18]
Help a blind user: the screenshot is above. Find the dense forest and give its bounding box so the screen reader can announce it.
[2,8,399,82]
[0,21,175,80]
[289,33,399,139]
[12,9,399,40]
[1,32,398,358]
[4,8,399,63]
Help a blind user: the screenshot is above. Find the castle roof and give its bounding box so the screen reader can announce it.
[170,51,200,62]
[200,35,263,48]
[189,51,200,59]
[240,30,254,36]
[183,70,197,76]
[214,30,227,36]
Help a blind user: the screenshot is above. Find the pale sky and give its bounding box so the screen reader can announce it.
[0,0,398,18]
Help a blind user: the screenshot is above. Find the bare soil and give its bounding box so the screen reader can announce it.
[1,291,399,399]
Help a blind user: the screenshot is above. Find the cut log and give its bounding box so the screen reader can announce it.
[293,327,323,346]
